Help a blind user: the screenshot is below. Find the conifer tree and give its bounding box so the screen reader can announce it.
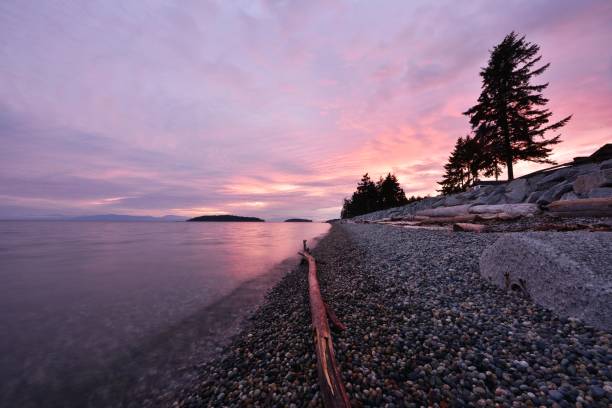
[341,172,409,218]
[464,31,571,180]
[377,173,409,210]
[437,136,482,194]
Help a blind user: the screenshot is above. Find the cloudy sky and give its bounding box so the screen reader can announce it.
[1,0,610,220]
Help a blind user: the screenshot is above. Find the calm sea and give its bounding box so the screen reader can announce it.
[0,221,329,407]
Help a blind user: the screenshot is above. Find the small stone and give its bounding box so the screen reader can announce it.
[549,390,563,401]
[589,385,605,398]
[495,387,508,397]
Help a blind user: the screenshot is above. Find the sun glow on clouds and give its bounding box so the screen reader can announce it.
[0,1,611,220]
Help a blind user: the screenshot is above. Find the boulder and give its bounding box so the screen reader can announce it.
[560,191,579,201]
[431,198,448,208]
[537,181,573,205]
[526,190,543,203]
[535,167,577,189]
[588,187,612,199]
[573,171,606,195]
[504,178,529,203]
[483,192,507,205]
[574,162,599,175]
[468,203,540,217]
[600,158,612,170]
[602,168,612,186]
[443,195,465,207]
[415,204,472,218]
[480,232,612,331]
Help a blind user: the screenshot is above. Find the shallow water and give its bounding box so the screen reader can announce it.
[0,221,329,407]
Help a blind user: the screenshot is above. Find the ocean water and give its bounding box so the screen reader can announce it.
[0,221,329,407]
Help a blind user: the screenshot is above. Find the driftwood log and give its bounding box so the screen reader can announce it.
[453,222,487,232]
[546,197,612,217]
[299,242,351,408]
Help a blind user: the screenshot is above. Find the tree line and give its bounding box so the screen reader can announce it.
[438,31,571,194]
[341,173,423,218]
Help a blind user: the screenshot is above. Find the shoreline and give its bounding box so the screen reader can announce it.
[173,224,611,406]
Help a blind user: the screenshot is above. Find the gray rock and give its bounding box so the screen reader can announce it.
[536,181,573,205]
[431,198,448,208]
[481,192,504,205]
[588,187,612,198]
[574,163,599,175]
[573,171,605,195]
[526,190,543,203]
[525,172,546,187]
[549,390,563,401]
[443,195,464,207]
[504,178,529,203]
[535,167,577,189]
[480,232,612,331]
[590,385,605,398]
[602,168,612,186]
[600,158,612,170]
[560,191,578,201]
[474,185,495,196]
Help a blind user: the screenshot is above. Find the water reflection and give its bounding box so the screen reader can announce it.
[0,221,329,407]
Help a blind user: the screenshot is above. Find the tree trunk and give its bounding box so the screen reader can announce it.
[501,119,514,180]
[500,80,514,181]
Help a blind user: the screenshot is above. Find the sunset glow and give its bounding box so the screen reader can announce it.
[1,1,610,220]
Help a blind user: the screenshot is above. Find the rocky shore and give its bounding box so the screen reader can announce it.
[351,151,612,223]
[174,224,611,407]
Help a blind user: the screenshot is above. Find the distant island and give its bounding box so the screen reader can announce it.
[186,215,265,222]
[284,218,312,222]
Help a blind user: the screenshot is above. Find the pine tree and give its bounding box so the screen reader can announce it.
[377,173,409,210]
[341,172,410,218]
[464,31,571,180]
[354,173,379,214]
[341,173,379,218]
[437,136,483,194]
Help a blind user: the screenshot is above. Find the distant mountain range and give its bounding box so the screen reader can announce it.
[186,214,265,222]
[67,214,187,222]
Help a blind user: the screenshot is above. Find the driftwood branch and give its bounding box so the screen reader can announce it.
[299,244,351,408]
[324,300,347,331]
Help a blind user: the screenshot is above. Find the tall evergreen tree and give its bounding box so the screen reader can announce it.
[341,172,409,218]
[377,173,409,210]
[464,31,571,180]
[354,173,379,214]
[341,173,378,218]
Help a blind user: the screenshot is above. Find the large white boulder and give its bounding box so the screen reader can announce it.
[480,232,612,331]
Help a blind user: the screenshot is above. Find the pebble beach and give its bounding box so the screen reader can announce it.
[174,224,611,407]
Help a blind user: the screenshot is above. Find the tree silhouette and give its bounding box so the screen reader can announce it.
[341,173,378,218]
[377,173,409,210]
[464,31,571,180]
[341,172,410,218]
[438,135,485,194]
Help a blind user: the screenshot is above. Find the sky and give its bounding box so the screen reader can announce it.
[1,0,611,221]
